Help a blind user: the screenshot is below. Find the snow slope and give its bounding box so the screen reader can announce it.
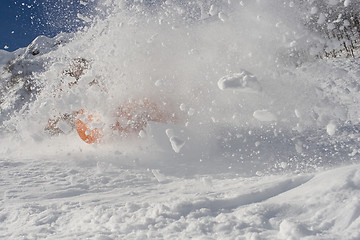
[1,157,360,239]
[1,0,360,239]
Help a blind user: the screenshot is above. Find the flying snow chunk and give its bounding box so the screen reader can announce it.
[253,110,277,122]
[218,12,228,22]
[326,121,337,136]
[165,128,185,153]
[169,136,185,153]
[179,103,186,111]
[209,5,218,16]
[152,169,168,183]
[218,71,262,93]
[165,129,174,138]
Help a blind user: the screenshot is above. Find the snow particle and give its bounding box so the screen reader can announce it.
[218,71,262,93]
[165,128,174,138]
[152,169,167,183]
[209,5,218,16]
[139,130,146,138]
[294,109,301,118]
[165,128,185,153]
[280,162,288,169]
[253,110,277,122]
[187,108,195,116]
[169,136,185,153]
[179,103,186,111]
[326,121,337,136]
[218,12,228,22]
[155,79,163,87]
[310,7,318,15]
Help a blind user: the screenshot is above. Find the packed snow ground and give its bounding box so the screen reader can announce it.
[1,157,360,240]
[1,0,360,239]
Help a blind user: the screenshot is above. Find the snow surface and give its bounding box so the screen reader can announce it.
[1,157,360,239]
[1,0,360,239]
